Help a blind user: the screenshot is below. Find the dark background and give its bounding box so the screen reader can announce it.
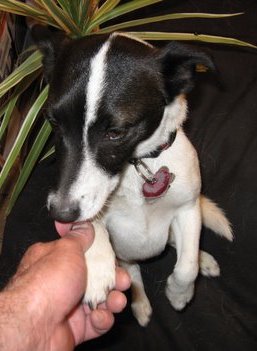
[1,1,257,350]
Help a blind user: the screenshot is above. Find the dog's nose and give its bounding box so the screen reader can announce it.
[49,201,80,223]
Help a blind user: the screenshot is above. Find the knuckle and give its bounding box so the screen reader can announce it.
[56,237,77,252]
[25,242,46,258]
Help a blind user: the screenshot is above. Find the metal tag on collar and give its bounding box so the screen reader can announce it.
[132,159,175,199]
[133,159,156,183]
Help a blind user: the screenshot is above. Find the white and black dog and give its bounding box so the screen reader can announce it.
[33,27,233,326]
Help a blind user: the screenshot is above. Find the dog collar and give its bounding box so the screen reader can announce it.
[129,130,177,200]
[131,130,177,161]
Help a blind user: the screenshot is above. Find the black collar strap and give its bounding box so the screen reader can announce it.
[129,130,177,165]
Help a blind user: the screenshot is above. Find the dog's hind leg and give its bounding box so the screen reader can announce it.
[166,200,201,310]
[169,235,220,277]
[121,261,152,327]
[199,250,220,277]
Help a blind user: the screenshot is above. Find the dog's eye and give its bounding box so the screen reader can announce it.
[106,128,126,141]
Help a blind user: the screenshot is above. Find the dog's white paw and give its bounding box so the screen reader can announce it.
[83,222,116,308]
[132,297,152,327]
[199,250,220,277]
[165,273,194,311]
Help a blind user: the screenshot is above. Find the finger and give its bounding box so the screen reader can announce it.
[69,306,115,344]
[68,304,88,345]
[63,221,95,252]
[102,290,127,314]
[90,309,115,335]
[115,266,131,291]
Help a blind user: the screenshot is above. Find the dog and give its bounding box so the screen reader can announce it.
[33,26,233,326]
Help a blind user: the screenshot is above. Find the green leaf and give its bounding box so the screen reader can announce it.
[0,1,59,27]
[56,0,81,25]
[7,119,52,214]
[0,70,41,140]
[80,0,91,31]
[87,0,162,33]
[0,95,19,143]
[126,31,257,48]
[56,0,73,16]
[69,0,81,23]
[0,85,49,191]
[40,145,55,162]
[0,50,43,99]
[93,0,121,21]
[39,0,81,35]
[97,12,243,33]
[0,0,47,18]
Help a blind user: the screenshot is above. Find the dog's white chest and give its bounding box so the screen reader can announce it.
[103,130,201,262]
[104,193,174,261]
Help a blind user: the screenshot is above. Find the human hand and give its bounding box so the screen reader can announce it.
[0,222,130,351]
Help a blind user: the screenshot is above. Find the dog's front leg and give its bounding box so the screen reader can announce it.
[166,199,201,310]
[121,261,152,327]
[83,221,116,308]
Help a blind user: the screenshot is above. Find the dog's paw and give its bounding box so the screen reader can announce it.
[132,297,152,327]
[165,274,194,311]
[199,250,220,277]
[83,222,116,308]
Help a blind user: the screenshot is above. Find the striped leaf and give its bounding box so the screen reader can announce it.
[97,12,243,33]
[0,70,41,142]
[93,0,120,21]
[0,50,43,99]
[127,31,257,48]
[87,0,162,33]
[40,145,55,162]
[7,119,52,214]
[39,0,81,34]
[0,85,49,190]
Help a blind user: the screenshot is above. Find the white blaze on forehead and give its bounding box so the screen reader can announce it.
[68,37,119,220]
[85,38,111,131]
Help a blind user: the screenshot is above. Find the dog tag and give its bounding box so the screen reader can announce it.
[142,166,175,199]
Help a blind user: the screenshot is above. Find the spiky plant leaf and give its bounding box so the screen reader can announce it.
[0,70,41,141]
[0,50,43,99]
[7,119,52,214]
[0,85,49,190]
[127,31,257,48]
[86,0,162,33]
[97,12,243,34]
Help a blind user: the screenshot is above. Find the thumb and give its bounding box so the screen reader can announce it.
[64,221,95,252]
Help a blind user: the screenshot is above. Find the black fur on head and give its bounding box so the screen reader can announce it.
[31,28,214,176]
[32,26,214,103]
[32,25,69,81]
[157,41,214,102]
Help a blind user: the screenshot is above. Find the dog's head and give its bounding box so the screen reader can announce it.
[33,27,212,222]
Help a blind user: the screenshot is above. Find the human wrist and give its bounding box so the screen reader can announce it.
[0,288,33,351]
[0,280,50,351]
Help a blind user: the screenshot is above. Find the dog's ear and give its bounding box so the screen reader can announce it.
[158,42,214,102]
[31,25,69,81]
